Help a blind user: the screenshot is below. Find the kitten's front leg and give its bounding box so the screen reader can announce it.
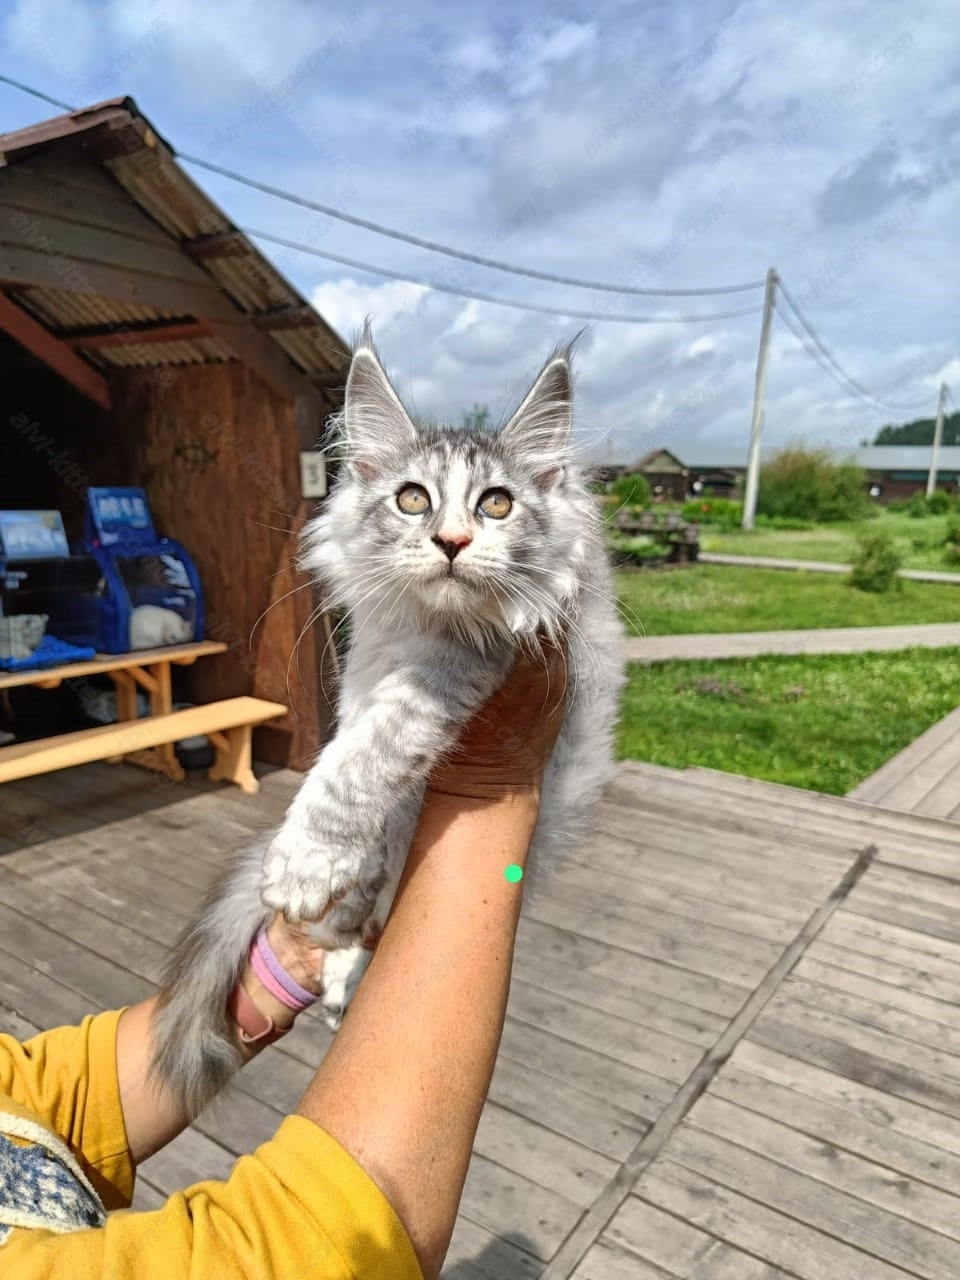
[262,648,507,933]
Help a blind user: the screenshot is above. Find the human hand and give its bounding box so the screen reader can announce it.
[426,635,568,802]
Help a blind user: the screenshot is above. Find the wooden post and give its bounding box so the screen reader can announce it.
[926,382,948,498]
[741,267,777,530]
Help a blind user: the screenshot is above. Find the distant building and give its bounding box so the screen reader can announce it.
[628,449,688,502]
[604,444,960,504]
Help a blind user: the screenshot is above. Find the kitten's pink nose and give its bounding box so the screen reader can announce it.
[432,531,473,562]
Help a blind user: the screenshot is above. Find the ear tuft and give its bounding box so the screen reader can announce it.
[499,350,574,489]
[343,336,416,480]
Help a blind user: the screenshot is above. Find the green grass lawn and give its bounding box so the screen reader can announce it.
[618,649,960,794]
[616,564,960,636]
[702,510,954,571]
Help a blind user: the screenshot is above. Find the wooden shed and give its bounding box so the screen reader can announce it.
[0,98,351,769]
[630,448,689,502]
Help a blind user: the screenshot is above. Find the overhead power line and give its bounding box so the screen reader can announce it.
[0,71,763,299]
[776,278,932,412]
[244,226,762,325]
[181,154,766,297]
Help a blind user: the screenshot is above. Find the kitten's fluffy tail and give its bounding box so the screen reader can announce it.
[150,843,269,1118]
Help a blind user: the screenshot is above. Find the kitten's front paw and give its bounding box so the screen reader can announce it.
[261,833,362,923]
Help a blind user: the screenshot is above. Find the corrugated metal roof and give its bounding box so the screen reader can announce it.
[0,97,349,395]
[660,444,960,473]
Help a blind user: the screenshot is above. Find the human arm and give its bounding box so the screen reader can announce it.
[296,638,567,1277]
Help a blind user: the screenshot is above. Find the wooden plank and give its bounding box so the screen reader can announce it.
[0,289,109,408]
[602,780,858,871]
[487,1053,646,1162]
[473,1101,619,1208]
[849,706,960,803]
[547,859,796,944]
[568,839,811,927]
[0,203,217,284]
[689,1091,960,1246]
[793,956,960,1034]
[804,937,960,1006]
[0,695,286,782]
[596,1195,796,1280]
[0,157,173,246]
[730,1039,960,1168]
[667,1121,960,1278]
[442,1216,543,1279]
[0,240,239,319]
[573,1238,675,1279]
[507,982,702,1083]
[532,877,784,969]
[629,761,960,855]
[513,937,728,1047]
[637,1163,916,1280]
[846,883,960,946]
[712,1057,960,1198]
[871,730,960,815]
[0,862,168,983]
[459,1154,581,1263]
[747,1015,960,1122]
[519,915,749,1018]
[0,900,152,1011]
[540,846,873,1280]
[497,1021,677,1123]
[67,319,214,350]
[524,895,773,989]
[759,991,960,1091]
[823,908,960,969]
[911,754,960,820]
[597,796,851,881]
[0,640,227,691]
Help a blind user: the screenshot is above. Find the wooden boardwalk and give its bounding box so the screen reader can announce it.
[622,621,960,664]
[2,758,960,1277]
[851,704,960,822]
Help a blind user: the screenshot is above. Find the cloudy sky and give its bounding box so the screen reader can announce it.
[2,0,957,461]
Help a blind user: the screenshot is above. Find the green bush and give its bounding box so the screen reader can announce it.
[849,531,902,593]
[907,491,929,518]
[610,472,651,509]
[681,498,742,527]
[943,515,960,565]
[754,514,815,531]
[927,489,953,514]
[757,446,869,522]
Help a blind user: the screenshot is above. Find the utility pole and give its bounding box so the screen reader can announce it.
[926,381,948,498]
[741,266,777,530]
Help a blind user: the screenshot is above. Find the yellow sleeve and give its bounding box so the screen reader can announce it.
[3,1117,424,1280]
[0,1009,134,1210]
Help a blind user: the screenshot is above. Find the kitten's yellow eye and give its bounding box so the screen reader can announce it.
[397,484,431,515]
[478,489,513,519]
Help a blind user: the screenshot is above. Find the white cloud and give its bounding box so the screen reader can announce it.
[309,278,430,339]
[686,336,716,358]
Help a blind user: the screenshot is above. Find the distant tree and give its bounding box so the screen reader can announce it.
[610,471,651,508]
[873,411,960,446]
[462,403,492,431]
[758,445,869,522]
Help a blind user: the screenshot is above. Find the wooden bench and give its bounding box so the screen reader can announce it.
[0,696,287,794]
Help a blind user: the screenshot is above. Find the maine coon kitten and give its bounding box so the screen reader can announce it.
[150,336,624,1116]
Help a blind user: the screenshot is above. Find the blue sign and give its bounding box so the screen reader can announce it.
[0,510,70,560]
[87,487,156,547]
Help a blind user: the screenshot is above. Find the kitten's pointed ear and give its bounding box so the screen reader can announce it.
[343,339,416,481]
[499,352,573,489]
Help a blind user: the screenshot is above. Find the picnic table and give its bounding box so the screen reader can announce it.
[614,510,700,562]
[0,641,285,793]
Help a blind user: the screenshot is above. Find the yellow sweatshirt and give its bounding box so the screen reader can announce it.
[0,1009,423,1278]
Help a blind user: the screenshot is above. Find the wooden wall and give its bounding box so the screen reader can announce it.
[108,362,337,769]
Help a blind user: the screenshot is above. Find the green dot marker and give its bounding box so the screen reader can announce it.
[505,864,524,884]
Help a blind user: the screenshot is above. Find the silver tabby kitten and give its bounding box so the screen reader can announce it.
[150,336,624,1116]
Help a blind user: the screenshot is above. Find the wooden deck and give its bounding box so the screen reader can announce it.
[850,704,960,821]
[2,757,960,1277]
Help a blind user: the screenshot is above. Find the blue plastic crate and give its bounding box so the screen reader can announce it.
[0,633,97,673]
